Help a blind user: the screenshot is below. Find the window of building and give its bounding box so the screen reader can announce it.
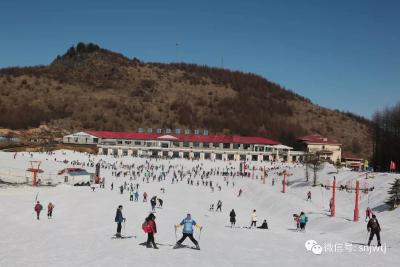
[193,142,199,147]
[134,141,141,146]
[228,154,234,160]
[243,144,251,150]
[203,142,209,148]
[172,141,180,147]
[223,143,230,149]
[216,154,223,160]
[117,140,123,145]
[125,141,131,145]
[161,143,169,148]
[183,142,190,147]
[213,143,220,149]
[93,138,98,143]
[233,144,240,149]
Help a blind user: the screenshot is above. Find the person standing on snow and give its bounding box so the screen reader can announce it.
[307,191,311,201]
[229,209,236,227]
[142,213,158,249]
[150,196,157,212]
[250,210,257,228]
[174,213,202,249]
[299,212,308,231]
[143,192,148,202]
[134,191,139,202]
[114,205,126,238]
[216,200,222,212]
[34,201,43,220]
[47,202,54,219]
[367,215,381,247]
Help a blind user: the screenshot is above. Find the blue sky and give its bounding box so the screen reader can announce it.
[0,0,399,118]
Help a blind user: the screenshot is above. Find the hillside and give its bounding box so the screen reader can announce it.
[0,43,372,157]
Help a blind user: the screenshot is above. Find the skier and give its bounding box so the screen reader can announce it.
[329,198,333,212]
[299,211,308,231]
[142,213,158,249]
[307,191,311,201]
[111,182,113,191]
[134,191,139,202]
[114,205,126,238]
[250,210,257,228]
[365,207,373,221]
[367,215,381,246]
[143,192,148,202]
[150,196,157,212]
[158,198,163,208]
[174,213,202,250]
[238,188,243,197]
[129,191,134,201]
[229,209,236,227]
[47,202,54,219]
[34,201,43,220]
[257,219,268,229]
[272,178,275,186]
[216,200,222,212]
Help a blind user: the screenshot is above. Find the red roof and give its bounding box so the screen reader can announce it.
[85,130,280,145]
[342,152,363,161]
[297,134,340,145]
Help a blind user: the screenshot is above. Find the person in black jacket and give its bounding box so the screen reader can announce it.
[257,220,268,229]
[367,215,381,246]
[229,209,236,227]
[114,205,125,237]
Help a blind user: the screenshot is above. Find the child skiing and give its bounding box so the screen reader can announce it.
[367,215,381,246]
[114,205,126,238]
[229,209,236,227]
[47,202,54,219]
[174,213,202,250]
[34,201,43,220]
[142,213,158,249]
[293,214,300,230]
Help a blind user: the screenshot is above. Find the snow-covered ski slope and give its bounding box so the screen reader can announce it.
[0,150,399,267]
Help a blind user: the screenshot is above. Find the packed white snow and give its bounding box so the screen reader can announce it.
[0,150,399,267]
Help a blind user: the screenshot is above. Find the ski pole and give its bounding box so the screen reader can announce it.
[174,226,177,242]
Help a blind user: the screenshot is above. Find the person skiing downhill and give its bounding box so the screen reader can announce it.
[34,201,43,220]
[174,214,202,250]
[250,210,257,227]
[114,205,126,238]
[299,211,308,231]
[134,191,139,202]
[293,214,300,230]
[142,213,158,249]
[47,202,54,219]
[229,209,236,227]
[367,215,381,247]
[307,191,311,201]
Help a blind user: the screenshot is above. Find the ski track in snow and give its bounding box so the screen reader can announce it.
[0,150,399,267]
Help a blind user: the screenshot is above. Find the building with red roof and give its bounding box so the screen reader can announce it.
[297,134,342,162]
[63,130,303,162]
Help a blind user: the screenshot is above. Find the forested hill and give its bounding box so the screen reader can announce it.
[0,42,372,157]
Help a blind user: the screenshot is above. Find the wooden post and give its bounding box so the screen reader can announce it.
[331,177,336,217]
[282,171,286,193]
[354,180,360,222]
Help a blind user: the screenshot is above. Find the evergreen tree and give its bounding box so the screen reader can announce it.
[385,178,400,210]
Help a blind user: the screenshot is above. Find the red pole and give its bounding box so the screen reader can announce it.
[354,180,360,222]
[33,171,37,186]
[282,171,286,193]
[331,177,336,217]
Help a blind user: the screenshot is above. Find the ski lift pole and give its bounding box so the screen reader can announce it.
[331,177,336,217]
[354,180,360,222]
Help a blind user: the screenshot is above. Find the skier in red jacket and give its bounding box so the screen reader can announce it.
[34,201,43,220]
[142,213,157,249]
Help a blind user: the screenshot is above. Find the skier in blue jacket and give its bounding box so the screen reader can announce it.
[174,213,202,249]
[114,205,126,237]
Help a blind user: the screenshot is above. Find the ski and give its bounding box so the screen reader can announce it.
[112,235,136,239]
